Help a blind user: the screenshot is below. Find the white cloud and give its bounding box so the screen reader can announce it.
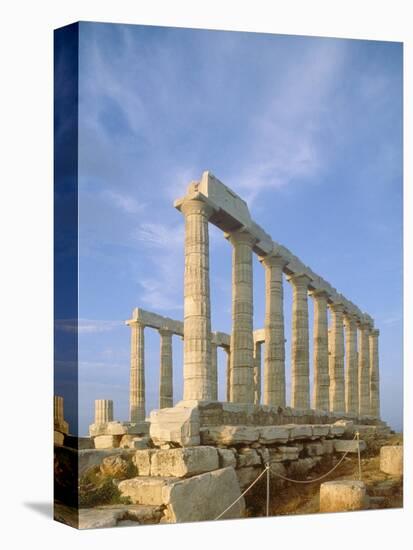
[55,319,123,334]
[101,189,145,214]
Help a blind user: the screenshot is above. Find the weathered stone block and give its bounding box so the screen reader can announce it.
[100,455,130,479]
[217,448,237,468]
[94,435,122,449]
[151,446,219,477]
[78,448,134,477]
[380,446,403,476]
[321,439,334,454]
[287,458,316,477]
[334,419,354,436]
[270,446,300,462]
[201,425,260,445]
[236,466,262,490]
[89,421,149,437]
[163,467,245,522]
[120,435,151,449]
[150,406,200,447]
[54,431,64,446]
[333,439,366,453]
[133,450,155,476]
[305,442,325,456]
[237,448,261,468]
[118,476,176,505]
[285,424,313,440]
[259,426,290,444]
[311,425,330,438]
[328,425,346,437]
[320,480,367,512]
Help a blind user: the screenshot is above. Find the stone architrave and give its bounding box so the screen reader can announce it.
[159,329,173,409]
[310,289,330,411]
[358,320,371,416]
[260,254,288,407]
[227,229,256,403]
[343,313,359,414]
[287,273,312,409]
[328,302,345,412]
[129,321,146,422]
[253,340,262,405]
[369,329,380,419]
[180,197,215,401]
[94,400,114,424]
[210,342,218,401]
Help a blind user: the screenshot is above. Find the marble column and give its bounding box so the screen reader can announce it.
[181,198,214,400]
[129,321,145,422]
[288,273,312,409]
[261,254,287,407]
[225,348,231,402]
[310,290,330,411]
[343,313,359,414]
[228,230,255,403]
[369,329,380,419]
[159,329,173,409]
[358,320,371,416]
[211,342,218,401]
[54,396,64,426]
[253,340,262,405]
[328,302,345,412]
[95,399,113,423]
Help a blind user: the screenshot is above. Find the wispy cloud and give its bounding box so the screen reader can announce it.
[55,319,124,334]
[101,189,145,214]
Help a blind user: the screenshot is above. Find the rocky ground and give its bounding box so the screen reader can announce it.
[245,433,403,517]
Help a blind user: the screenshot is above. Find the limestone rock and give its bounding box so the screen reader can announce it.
[120,435,151,449]
[305,442,325,457]
[285,424,313,440]
[333,439,366,453]
[150,405,200,447]
[237,448,261,468]
[259,426,290,444]
[78,508,120,529]
[236,466,262,490]
[94,435,122,449]
[100,455,130,479]
[321,439,334,455]
[217,448,237,468]
[320,480,367,512]
[311,425,330,438]
[201,425,260,445]
[133,450,155,476]
[163,467,245,522]
[328,425,345,438]
[78,504,164,529]
[380,446,403,476]
[257,447,270,464]
[78,448,134,477]
[118,476,176,505]
[151,446,219,477]
[270,446,300,462]
[334,419,354,436]
[89,421,149,437]
[269,461,287,480]
[287,458,316,477]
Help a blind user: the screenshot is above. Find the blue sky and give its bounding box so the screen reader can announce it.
[72,22,402,435]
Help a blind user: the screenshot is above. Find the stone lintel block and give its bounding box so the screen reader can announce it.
[380,446,403,476]
[285,424,313,440]
[333,439,366,453]
[150,406,200,447]
[118,476,177,506]
[93,435,122,449]
[150,446,219,477]
[163,466,245,523]
[89,421,149,437]
[320,480,367,512]
[200,425,260,446]
[311,425,330,438]
[259,426,290,444]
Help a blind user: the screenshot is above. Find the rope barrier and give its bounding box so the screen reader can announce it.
[214,432,363,520]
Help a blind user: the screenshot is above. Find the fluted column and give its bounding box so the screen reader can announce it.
[54,396,64,427]
[369,329,380,418]
[310,290,330,410]
[343,313,359,414]
[181,198,214,400]
[225,348,231,402]
[95,399,114,423]
[211,342,218,400]
[358,320,371,416]
[159,329,173,408]
[253,340,262,404]
[260,254,287,407]
[129,321,145,422]
[288,273,312,409]
[228,230,255,403]
[328,302,345,412]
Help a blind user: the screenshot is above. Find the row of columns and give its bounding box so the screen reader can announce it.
[179,195,380,418]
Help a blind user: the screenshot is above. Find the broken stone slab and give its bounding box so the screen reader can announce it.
[380,446,403,476]
[320,480,368,512]
[200,425,260,445]
[94,435,122,449]
[150,405,200,447]
[118,476,177,506]
[119,435,151,449]
[89,421,149,437]
[163,467,245,523]
[333,439,366,453]
[217,448,237,468]
[237,448,261,468]
[259,426,290,444]
[270,446,300,462]
[150,446,219,477]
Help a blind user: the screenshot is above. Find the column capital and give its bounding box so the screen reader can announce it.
[225,227,257,247]
[343,311,359,325]
[179,195,216,219]
[287,272,313,288]
[309,288,330,300]
[259,253,288,270]
[158,327,173,337]
[370,328,380,337]
[329,301,345,313]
